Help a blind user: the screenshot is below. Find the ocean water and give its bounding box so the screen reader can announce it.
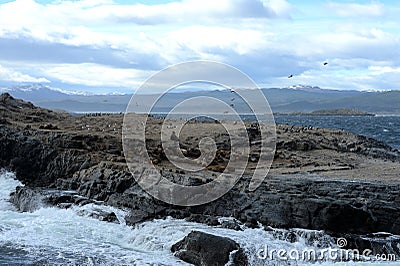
[0,171,398,265]
[274,115,400,151]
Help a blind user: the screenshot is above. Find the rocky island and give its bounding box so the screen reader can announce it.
[290,108,375,116]
[1,92,400,265]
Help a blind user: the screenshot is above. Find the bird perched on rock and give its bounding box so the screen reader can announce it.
[170,131,179,141]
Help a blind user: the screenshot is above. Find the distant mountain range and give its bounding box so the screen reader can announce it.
[1,84,399,114]
[0,84,91,101]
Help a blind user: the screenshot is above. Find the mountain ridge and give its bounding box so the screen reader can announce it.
[2,84,399,114]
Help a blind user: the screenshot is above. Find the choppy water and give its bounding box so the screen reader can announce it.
[275,115,400,151]
[0,171,399,265]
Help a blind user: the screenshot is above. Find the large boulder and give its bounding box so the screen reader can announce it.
[171,231,248,266]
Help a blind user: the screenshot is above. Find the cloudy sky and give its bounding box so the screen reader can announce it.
[0,0,399,94]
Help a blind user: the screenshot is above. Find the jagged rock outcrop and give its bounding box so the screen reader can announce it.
[10,185,120,223]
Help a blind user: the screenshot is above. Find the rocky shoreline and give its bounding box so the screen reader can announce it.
[1,93,400,264]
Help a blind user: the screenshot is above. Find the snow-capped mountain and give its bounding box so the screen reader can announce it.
[0,84,92,102]
[287,85,325,92]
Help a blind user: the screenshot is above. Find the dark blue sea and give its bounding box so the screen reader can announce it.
[274,115,400,151]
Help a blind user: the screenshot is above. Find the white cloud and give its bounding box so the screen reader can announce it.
[369,65,400,74]
[165,26,269,56]
[286,26,400,63]
[267,61,400,91]
[77,0,291,24]
[0,0,290,29]
[0,65,49,83]
[328,2,385,17]
[366,66,400,90]
[0,0,290,53]
[261,0,292,19]
[44,63,151,87]
[0,0,399,92]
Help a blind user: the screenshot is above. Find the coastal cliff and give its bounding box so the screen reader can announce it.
[1,93,400,261]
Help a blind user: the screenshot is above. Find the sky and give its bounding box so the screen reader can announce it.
[0,0,399,94]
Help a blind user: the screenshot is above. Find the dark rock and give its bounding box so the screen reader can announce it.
[171,231,248,266]
[0,118,10,125]
[205,216,220,226]
[81,208,119,224]
[39,123,59,130]
[0,93,35,109]
[125,209,155,224]
[9,186,121,223]
[101,212,118,223]
[0,126,89,187]
[220,219,243,231]
[280,138,318,151]
[115,178,134,193]
[337,233,400,258]
[316,202,375,234]
[9,186,43,212]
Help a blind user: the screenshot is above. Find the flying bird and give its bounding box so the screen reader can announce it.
[323,62,328,65]
[288,74,293,78]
